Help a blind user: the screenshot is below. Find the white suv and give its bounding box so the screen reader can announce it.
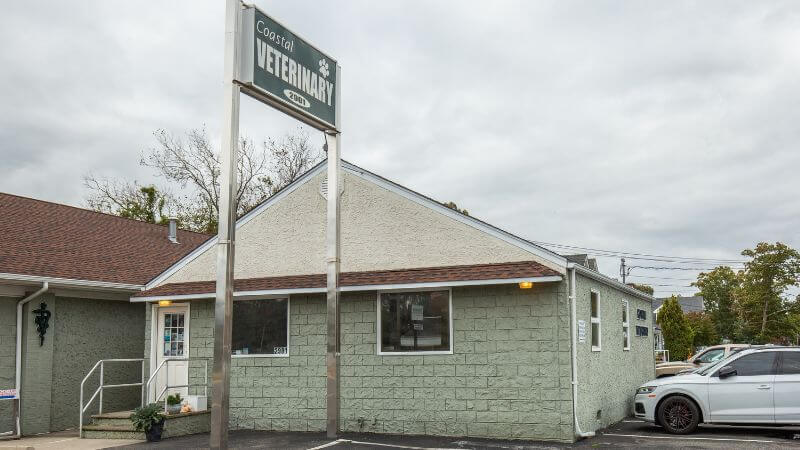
[634,347,800,434]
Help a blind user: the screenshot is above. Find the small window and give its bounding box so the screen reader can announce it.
[232,298,289,356]
[781,352,800,375]
[622,300,630,351]
[379,290,452,354]
[590,291,601,351]
[637,309,647,320]
[636,326,649,337]
[721,352,777,377]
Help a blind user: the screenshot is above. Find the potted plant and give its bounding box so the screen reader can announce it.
[131,403,165,442]
[166,393,183,415]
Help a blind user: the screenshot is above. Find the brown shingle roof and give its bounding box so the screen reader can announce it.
[134,261,561,298]
[0,193,212,285]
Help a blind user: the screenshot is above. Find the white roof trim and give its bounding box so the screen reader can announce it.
[144,162,328,289]
[341,161,568,269]
[0,272,144,292]
[570,264,655,302]
[145,158,569,290]
[131,275,563,302]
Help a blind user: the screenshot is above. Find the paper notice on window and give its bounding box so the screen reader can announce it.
[411,304,423,322]
[413,323,423,331]
[577,320,587,343]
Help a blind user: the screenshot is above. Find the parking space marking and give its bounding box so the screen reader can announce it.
[306,440,462,450]
[307,439,347,450]
[602,432,778,443]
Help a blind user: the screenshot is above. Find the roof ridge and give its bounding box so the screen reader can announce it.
[0,191,213,237]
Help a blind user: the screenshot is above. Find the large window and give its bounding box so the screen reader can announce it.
[378,290,452,354]
[232,298,289,357]
[622,300,630,351]
[590,291,601,351]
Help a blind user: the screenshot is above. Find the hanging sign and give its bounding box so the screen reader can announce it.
[577,319,587,343]
[239,6,340,131]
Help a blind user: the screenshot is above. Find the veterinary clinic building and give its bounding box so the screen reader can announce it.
[133,160,655,442]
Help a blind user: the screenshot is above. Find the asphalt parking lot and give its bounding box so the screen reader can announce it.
[114,418,800,449]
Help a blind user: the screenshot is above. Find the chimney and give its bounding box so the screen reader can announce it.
[168,218,179,244]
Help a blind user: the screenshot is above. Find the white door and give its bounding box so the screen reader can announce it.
[707,351,777,423]
[774,351,800,423]
[154,305,189,402]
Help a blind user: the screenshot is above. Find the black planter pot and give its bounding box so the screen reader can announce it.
[145,418,165,442]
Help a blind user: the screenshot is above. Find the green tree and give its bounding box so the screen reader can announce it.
[628,283,654,295]
[693,266,739,341]
[84,181,170,225]
[685,311,719,348]
[657,296,694,361]
[737,242,800,343]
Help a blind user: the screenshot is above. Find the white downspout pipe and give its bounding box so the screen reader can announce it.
[568,265,595,439]
[10,282,48,439]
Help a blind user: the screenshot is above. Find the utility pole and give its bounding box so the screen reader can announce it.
[620,257,630,284]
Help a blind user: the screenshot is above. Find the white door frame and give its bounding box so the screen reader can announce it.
[149,302,191,402]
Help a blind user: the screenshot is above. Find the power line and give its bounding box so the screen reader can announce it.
[531,240,748,264]
[628,275,697,282]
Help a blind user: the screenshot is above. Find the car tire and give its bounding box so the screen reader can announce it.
[657,396,700,434]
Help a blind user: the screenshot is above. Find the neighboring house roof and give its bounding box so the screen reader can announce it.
[133,260,562,300]
[0,192,212,286]
[563,254,598,272]
[653,295,705,314]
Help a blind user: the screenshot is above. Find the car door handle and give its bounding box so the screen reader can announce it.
[757,385,771,390]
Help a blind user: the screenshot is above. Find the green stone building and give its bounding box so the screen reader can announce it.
[134,160,655,443]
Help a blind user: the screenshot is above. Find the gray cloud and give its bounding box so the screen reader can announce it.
[1,0,798,296]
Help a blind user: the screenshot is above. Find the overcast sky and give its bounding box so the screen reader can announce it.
[2,1,799,297]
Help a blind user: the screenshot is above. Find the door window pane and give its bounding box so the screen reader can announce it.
[162,312,186,357]
[380,291,450,353]
[781,352,800,375]
[725,352,777,376]
[232,298,288,356]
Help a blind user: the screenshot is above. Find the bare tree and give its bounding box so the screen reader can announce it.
[85,127,322,233]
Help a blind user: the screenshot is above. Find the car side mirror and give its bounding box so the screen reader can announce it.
[718,366,737,379]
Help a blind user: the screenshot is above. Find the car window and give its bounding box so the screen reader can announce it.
[721,352,777,377]
[780,352,800,375]
[695,348,725,364]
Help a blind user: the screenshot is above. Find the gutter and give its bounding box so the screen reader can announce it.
[2,282,49,439]
[567,264,595,439]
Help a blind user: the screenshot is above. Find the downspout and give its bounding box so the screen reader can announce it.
[8,282,48,439]
[568,265,594,439]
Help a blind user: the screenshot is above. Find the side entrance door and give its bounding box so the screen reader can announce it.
[707,351,777,423]
[153,305,190,402]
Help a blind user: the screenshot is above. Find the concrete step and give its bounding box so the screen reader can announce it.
[82,424,142,440]
[82,410,211,440]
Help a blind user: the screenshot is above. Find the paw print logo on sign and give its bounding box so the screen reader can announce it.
[318,59,330,79]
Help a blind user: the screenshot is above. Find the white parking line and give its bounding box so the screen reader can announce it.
[307,440,347,450]
[307,439,462,450]
[602,432,777,443]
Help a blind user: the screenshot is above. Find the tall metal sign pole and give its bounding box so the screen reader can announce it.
[210,1,341,447]
[210,0,241,448]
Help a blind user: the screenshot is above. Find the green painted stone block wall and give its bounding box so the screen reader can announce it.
[575,274,655,433]
[0,298,18,434]
[146,282,575,442]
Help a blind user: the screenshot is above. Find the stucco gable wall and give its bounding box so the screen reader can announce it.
[160,170,557,286]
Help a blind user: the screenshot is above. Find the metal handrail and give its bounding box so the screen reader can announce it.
[145,357,209,413]
[655,349,670,363]
[79,358,145,438]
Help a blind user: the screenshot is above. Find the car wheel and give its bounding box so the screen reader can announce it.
[658,396,700,434]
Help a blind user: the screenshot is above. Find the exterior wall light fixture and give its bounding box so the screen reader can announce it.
[518,281,533,289]
[158,300,173,307]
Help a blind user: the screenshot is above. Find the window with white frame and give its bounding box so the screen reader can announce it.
[232,298,289,356]
[378,290,452,354]
[590,291,601,351]
[622,300,630,351]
